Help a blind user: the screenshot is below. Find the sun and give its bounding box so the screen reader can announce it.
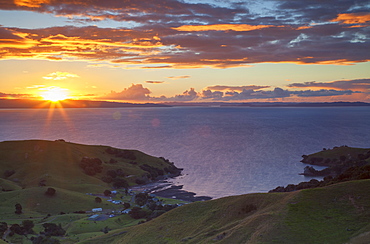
[40,87,69,102]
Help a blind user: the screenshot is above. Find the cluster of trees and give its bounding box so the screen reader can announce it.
[41,223,66,236]
[129,192,178,220]
[139,164,164,180]
[101,169,129,189]
[270,164,370,193]
[300,150,370,177]
[0,220,34,237]
[79,157,103,176]
[105,147,136,160]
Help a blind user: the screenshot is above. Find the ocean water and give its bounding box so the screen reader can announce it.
[1,106,369,198]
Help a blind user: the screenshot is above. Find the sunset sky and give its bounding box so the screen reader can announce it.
[0,0,369,103]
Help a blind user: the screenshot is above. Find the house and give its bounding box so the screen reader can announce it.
[121,209,131,214]
[92,208,103,212]
[89,214,99,220]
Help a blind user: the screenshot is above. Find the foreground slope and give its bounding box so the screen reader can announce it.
[86,179,370,244]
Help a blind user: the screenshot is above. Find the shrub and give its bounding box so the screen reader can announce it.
[0,222,8,235]
[129,207,148,219]
[135,193,149,206]
[106,169,117,178]
[95,197,102,203]
[101,176,113,183]
[112,178,128,189]
[45,188,56,196]
[79,157,103,176]
[15,203,22,214]
[42,223,66,236]
[104,190,111,196]
[22,220,34,233]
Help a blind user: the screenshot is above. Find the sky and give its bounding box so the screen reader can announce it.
[0,0,369,103]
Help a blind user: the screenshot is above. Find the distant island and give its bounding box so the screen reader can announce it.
[0,98,369,109]
[0,140,369,243]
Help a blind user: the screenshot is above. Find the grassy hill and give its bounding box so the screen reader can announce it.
[0,139,179,191]
[0,140,180,214]
[1,140,369,244]
[85,179,370,244]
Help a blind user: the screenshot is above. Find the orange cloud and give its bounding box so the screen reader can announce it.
[40,34,163,49]
[173,24,275,32]
[332,13,370,25]
[14,0,50,8]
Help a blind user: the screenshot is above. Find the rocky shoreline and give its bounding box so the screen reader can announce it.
[130,180,212,202]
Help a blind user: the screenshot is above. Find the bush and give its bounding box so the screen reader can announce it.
[15,203,22,214]
[101,176,113,183]
[0,222,8,235]
[104,190,111,196]
[79,157,103,176]
[112,178,128,189]
[42,223,66,236]
[45,188,56,196]
[129,207,148,219]
[106,169,117,178]
[135,193,149,206]
[22,220,34,233]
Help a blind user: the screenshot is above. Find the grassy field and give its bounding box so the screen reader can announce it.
[83,179,370,244]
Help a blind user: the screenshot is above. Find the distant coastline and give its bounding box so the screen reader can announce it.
[0,99,369,109]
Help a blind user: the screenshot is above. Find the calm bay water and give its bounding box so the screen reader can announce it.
[1,106,369,198]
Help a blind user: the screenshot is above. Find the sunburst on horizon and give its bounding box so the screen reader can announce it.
[40,86,69,102]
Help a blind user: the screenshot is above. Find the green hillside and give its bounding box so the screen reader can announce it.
[86,179,370,244]
[0,139,180,193]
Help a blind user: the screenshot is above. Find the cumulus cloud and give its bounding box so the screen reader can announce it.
[171,88,199,101]
[99,82,362,102]
[101,84,151,101]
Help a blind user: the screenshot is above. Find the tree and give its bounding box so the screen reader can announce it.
[0,222,8,236]
[22,220,34,234]
[106,169,117,178]
[104,189,111,196]
[135,193,149,206]
[42,223,66,236]
[123,202,131,209]
[112,178,128,189]
[15,203,22,214]
[129,207,147,219]
[45,187,56,196]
